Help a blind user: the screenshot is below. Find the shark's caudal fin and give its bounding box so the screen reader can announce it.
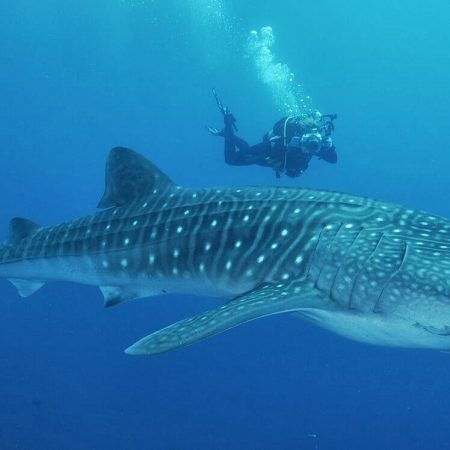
[125,281,327,355]
[97,147,177,209]
[5,218,45,297]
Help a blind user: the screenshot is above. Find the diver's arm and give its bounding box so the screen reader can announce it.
[317,145,337,163]
[285,151,310,177]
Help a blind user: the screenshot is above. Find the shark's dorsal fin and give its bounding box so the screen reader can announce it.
[97,147,176,209]
[125,281,328,355]
[7,218,40,245]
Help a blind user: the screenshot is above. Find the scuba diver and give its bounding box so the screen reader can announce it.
[207,89,337,178]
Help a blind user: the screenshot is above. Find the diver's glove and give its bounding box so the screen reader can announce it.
[206,89,238,138]
[205,125,225,137]
[223,108,236,128]
[212,88,238,133]
[205,109,236,138]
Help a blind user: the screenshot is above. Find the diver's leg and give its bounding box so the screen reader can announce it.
[207,109,269,166]
[225,138,272,166]
[224,133,255,165]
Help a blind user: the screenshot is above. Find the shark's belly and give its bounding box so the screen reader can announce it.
[0,250,253,301]
[0,255,107,286]
[297,308,450,350]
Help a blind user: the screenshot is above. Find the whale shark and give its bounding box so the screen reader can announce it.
[1,147,450,355]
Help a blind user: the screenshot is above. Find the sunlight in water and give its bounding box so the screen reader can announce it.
[119,2,311,114]
[118,0,235,66]
[183,0,236,67]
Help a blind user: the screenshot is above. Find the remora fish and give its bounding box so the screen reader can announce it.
[1,147,450,355]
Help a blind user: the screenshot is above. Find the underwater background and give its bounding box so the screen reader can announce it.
[1,0,450,449]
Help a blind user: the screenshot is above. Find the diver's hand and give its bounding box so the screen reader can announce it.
[205,125,225,137]
[223,109,238,132]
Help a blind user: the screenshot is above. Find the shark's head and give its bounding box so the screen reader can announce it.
[387,246,450,337]
[327,215,450,348]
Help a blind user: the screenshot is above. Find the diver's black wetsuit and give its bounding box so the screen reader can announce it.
[223,116,337,178]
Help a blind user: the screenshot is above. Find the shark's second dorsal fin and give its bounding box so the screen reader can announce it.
[7,218,40,245]
[97,147,176,209]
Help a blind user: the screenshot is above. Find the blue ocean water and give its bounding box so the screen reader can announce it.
[1,1,450,449]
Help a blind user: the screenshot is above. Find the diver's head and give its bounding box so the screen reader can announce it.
[318,113,337,137]
[300,131,322,154]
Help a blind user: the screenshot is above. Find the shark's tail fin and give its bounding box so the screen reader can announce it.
[2,217,45,297]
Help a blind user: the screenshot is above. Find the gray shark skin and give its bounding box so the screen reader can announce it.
[1,147,450,355]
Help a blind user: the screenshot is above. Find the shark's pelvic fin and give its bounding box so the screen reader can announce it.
[100,286,140,308]
[8,278,45,297]
[125,281,326,355]
[7,218,40,245]
[97,147,176,209]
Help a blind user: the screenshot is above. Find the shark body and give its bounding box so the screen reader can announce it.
[2,147,450,355]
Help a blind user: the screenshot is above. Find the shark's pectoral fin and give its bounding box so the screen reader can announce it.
[100,286,139,307]
[125,281,326,355]
[8,278,45,297]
